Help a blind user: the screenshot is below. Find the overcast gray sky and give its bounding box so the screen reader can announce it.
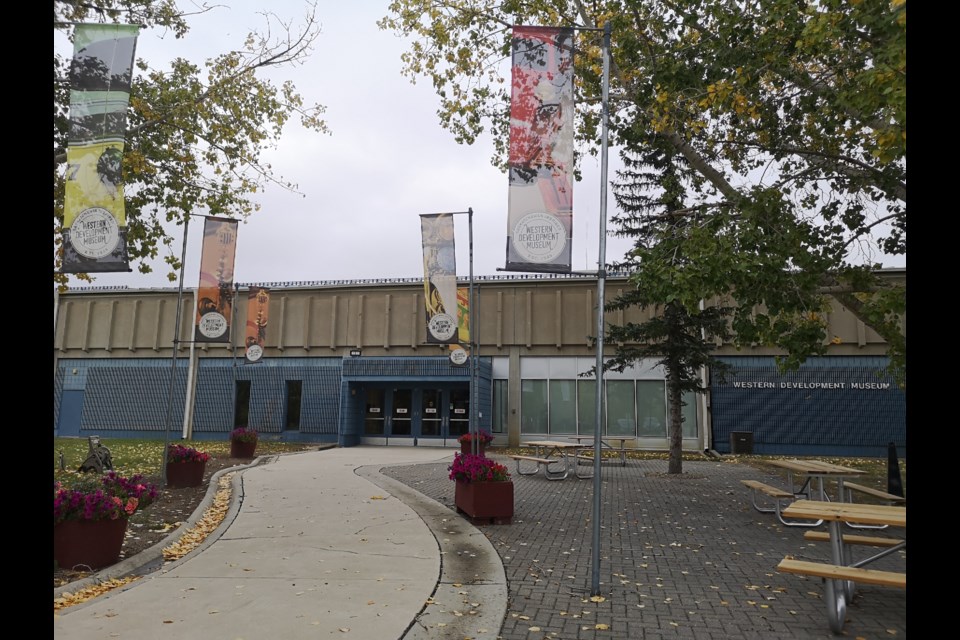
[59,1,903,290]
[58,0,628,289]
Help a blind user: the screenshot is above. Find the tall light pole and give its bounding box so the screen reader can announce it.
[589,20,612,597]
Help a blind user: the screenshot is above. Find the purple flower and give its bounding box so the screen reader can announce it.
[54,473,159,524]
[448,453,511,484]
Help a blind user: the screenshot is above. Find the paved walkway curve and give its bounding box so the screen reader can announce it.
[53,447,507,640]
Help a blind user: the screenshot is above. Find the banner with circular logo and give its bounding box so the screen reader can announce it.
[505,26,574,274]
[194,217,239,343]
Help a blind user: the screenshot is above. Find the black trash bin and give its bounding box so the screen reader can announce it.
[730,431,754,454]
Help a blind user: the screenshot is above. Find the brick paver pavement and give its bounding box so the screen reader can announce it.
[383,454,906,640]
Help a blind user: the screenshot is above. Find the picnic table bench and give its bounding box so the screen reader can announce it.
[776,500,906,634]
[740,479,822,527]
[507,454,570,480]
[843,481,906,505]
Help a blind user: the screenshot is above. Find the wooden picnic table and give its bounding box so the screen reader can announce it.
[511,440,590,480]
[567,436,633,466]
[777,500,906,634]
[765,458,865,501]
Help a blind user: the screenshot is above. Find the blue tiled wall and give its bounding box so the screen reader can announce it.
[192,358,342,436]
[710,356,906,457]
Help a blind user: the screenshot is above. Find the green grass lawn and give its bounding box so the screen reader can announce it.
[54,437,314,483]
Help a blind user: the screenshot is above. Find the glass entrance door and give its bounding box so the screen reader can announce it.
[357,384,473,443]
[390,389,413,436]
[449,388,470,438]
[364,388,386,435]
[421,389,443,437]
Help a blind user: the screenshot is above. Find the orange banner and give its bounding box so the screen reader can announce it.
[244,287,270,362]
[195,217,238,343]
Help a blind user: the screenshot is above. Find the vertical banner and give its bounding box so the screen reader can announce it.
[195,217,239,343]
[506,25,575,273]
[448,287,471,364]
[62,24,140,273]
[456,287,470,344]
[245,287,270,363]
[420,214,459,344]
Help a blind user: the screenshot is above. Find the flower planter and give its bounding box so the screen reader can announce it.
[54,517,128,570]
[454,480,513,524]
[460,441,486,457]
[166,460,206,488]
[231,440,258,458]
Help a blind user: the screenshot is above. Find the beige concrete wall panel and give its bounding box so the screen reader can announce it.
[303,295,313,351]
[409,292,419,349]
[278,295,309,352]
[56,300,69,352]
[81,301,93,352]
[555,290,562,349]
[56,300,75,351]
[153,298,165,352]
[54,272,901,362]
[132,298,159,350]
[585,288,595,347]
[383,293,392,349]
[276,296,287,351]
[180,301,194,352]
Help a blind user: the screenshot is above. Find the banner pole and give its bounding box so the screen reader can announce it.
[468,207,478,455]
[231,282,239,431]
[161,215,191,483]
[590,21,612,597]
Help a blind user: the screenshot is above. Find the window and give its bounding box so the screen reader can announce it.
[285,380,302,431]
[577,380,602,436]
[234,380,251,428]
[548,380,577,433]
[607,380,636,436]
[681,390,698,438]
[520,379,548,434]
[637,380,666,437]
[492,380,508,434]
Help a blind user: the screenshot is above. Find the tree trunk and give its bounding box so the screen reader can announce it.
[666,369,684,474]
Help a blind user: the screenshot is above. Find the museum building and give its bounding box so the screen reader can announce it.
[53,270,906,457]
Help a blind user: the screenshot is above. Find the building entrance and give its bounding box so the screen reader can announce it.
[360,383,470,444]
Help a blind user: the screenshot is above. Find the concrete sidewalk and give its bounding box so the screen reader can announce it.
[53,446,506,640]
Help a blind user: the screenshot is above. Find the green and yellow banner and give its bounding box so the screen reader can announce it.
[420,213,459,344]
[62,24,140,273]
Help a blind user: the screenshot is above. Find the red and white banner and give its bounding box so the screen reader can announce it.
[506,26,575,273]
[195,217,238,343]
[245,287,270,362]
[420,213,459,343]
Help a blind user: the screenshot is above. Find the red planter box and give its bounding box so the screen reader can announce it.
[231,440,258,458]
[54,517,128,571]
[454,480,513,524]
[166,460,206,488]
